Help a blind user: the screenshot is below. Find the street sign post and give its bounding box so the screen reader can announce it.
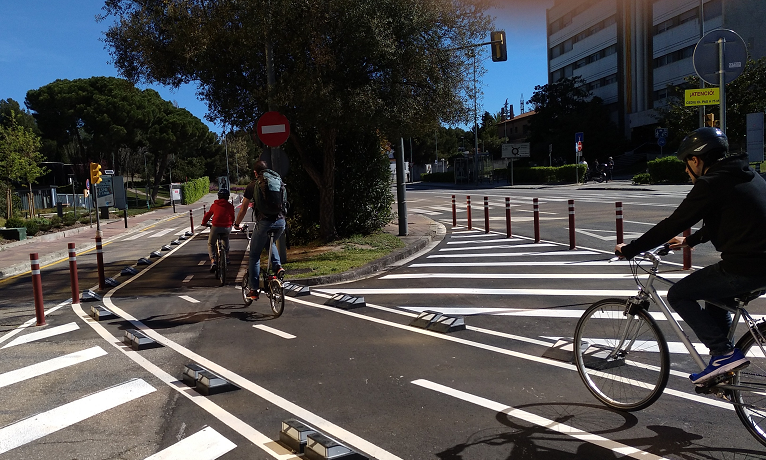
[502,143,530,187]
[655,128,668,155]
[257,111,291,147]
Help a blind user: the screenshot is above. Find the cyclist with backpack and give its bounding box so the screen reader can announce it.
[234,160,286,300]
[202,188,235,273]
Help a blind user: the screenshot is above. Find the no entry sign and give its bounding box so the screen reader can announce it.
[257,111,290,147]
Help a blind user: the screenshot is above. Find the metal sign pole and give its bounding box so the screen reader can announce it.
[718,37,726,134]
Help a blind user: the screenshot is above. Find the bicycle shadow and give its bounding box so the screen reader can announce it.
[435,402,766,460]
[113,302,278,331]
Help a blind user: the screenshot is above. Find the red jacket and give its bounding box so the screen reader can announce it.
[202,199,235,228]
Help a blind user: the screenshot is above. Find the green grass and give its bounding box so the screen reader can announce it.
[283,232,405,278]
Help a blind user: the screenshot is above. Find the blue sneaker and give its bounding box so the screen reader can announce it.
[690,348,750,384]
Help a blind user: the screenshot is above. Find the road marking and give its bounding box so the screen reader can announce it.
[0,300,69,345]
[182,275,194,283]
[0,346,107,388]
[313,287,659,297]
[412,261,629,267]
[198,260,207,266]
[379,273,689,280]
[144,426,236,460]
[71,305,300,460]
[409,208,441,215]
[124,231,152,241]
[438,243,556,252]
[179,295,200,303]
[575,228,644,241]
[148,228,178,238]
[253,325,296,339]
[411,379,670,460]
[0,378,156,455]
[1,322,79,349]
[428,250,599,259]
[446,237,527,244]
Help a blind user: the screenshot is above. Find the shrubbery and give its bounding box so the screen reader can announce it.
[181,176,210,204]
[647,156,689,183]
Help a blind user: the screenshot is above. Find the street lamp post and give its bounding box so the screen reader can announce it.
[143,152,149,210]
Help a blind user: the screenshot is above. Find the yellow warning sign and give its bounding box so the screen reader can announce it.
[685,88,720,106]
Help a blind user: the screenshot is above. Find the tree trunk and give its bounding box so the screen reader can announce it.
[151,153,169,203]
[28,184,35,218]
[291,128,338,242]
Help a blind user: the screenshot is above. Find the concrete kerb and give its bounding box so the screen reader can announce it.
[294,217,446,287]
[0,203,209,279]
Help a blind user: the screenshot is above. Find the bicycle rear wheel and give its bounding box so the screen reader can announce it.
[269,277,284,317]
[573,298,670,411]
[732,322,766,448]
[217,241,226,286]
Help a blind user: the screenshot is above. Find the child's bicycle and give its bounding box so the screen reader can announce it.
[204,224,227,287]
[573,244,766,447]
[240,225,285,317]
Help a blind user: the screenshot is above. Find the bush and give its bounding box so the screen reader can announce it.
[5,217,24,228]
[647,156,689,184]
[23,219,39,236]
[181,176,210,204]
[62,212,78,226]
[633,173,651,184]
[34,218,52,232]
[50,215,62,228]
[506,164,587,184]
[421,171,455,182]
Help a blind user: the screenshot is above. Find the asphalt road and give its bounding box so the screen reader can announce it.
[1,184,765,459]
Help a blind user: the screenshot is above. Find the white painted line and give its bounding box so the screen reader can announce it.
[427,250,599,259]
[411,261,630,267]
[144,426,236,460]
[379,273,689,280]
[198,260,207,266]
[0,346,107,388]
[1,322,79,349]
[71,305,300,460]
[446,237,528,244]
[408,208,441,216]
[98,302,402,460]
[253,325,296,339]
[182,275,194,283]
[412,379,670,460]
[0,379,156,455]
[438,243,557,252]
[312,287,658,297]
[124,231,151,241]
[148,228,177,238]
[0,300,69,345]
[179,295,200,303]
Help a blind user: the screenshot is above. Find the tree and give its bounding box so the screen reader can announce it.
[528,76,624,165]
[101,0,493,240]
[0,112,47,218]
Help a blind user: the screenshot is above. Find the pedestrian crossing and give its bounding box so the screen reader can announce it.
[122,227,189,241]
[0,315,239,459]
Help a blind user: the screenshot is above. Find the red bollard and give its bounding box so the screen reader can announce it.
[189,209,195,234]
[451,195,456,227]
[615,202,624,244]
[95,236,105,290]
[683,228,692,270]
[484,196,489,234]
[533,198,540,243]
[466,196,472,230]
[30,253,45,326]
[505,197,511,239]
[68,243,79,304]
[568,199,576,250]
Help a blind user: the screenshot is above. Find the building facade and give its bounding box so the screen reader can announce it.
[546,0,766,142]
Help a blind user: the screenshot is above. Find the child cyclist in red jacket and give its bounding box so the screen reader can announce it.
[202,189,235,272]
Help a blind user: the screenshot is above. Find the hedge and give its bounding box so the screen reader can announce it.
[181,176,210,205]
[637,156,689,184]
[421,165,588,184]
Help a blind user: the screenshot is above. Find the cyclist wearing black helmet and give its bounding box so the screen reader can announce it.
[202,188,235,272]
[616,127,766,384]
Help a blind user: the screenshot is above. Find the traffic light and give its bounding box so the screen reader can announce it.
[490,31,507,62]
[705,113,715,127]
[90,162,102,185]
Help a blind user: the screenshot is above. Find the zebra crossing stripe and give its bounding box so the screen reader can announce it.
[0,346,107,389]
[0,378,156,455]
[438,243,556,252]
[427,250,599,259]
[144,426,236,460]
[411,261,630,267]
[314,287,652,297]
[379,273,688,280]
[124,231,150,241]
[148,228,177,238]
[1,322,79,349]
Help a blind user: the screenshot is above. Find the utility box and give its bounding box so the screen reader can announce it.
[0,227,26,240]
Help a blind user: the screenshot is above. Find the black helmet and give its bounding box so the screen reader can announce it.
[218,189,230,200]
[676,127,728,163]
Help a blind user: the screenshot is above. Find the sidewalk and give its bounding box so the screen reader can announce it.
[0,194,219,279]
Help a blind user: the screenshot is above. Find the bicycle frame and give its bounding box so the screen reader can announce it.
[629,252,766,389]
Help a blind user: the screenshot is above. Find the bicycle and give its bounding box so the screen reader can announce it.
[240,226,285,317]
[573,244,766,447]
[204,223,228,287]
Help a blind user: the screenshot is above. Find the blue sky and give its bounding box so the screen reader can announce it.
[0,0,552,134]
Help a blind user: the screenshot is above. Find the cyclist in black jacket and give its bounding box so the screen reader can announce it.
[616,127,766,384]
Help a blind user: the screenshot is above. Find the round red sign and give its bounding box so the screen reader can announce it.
[257,111,290,147]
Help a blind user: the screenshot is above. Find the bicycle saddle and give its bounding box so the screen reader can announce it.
[735,290,766,304]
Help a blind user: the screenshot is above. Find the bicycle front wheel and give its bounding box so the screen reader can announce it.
[732,322,766,448]
[573,298,670,411]
[241,269,253,306]
[269,278,284,317]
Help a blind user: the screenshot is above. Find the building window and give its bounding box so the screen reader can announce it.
[704,0,722,21]
[654,45,696,68]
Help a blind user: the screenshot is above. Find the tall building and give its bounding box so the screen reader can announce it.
[546,0,766,143]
